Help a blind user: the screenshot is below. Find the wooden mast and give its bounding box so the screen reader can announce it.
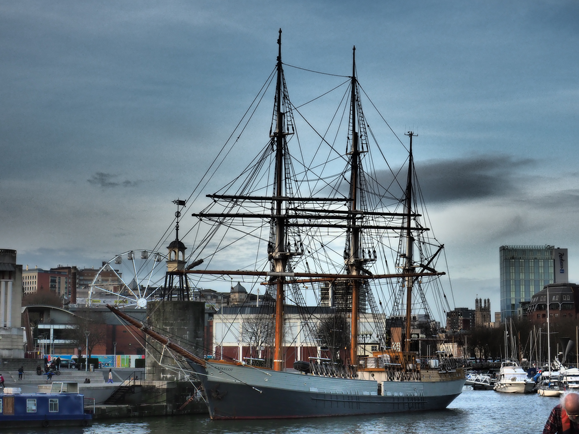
[349,46,360,367]
[273,29,286,372]
[403,131,416,353]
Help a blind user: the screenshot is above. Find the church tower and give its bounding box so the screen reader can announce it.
[475,297,491,327]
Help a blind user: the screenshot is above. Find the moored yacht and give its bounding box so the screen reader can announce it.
[494,361,535,394]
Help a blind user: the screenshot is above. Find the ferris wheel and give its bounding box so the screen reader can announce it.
[88,249,168,309]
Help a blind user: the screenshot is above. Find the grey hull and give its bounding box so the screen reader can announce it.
[189,361,464,420]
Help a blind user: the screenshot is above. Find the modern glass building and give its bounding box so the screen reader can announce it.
[499,245,568,320]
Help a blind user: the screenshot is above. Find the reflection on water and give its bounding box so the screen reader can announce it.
[2,389,561,434]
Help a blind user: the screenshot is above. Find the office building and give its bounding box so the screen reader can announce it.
[499,245,568,320]
[22,266,68,296]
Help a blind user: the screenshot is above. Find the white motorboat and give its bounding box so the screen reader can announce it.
[559,367,579,392]
[536,371,562,397]
[466,373,496,390]
[494,361,535,394]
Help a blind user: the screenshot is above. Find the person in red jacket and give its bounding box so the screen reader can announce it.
[544,391,579,433]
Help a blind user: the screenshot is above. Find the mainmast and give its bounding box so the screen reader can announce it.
[273,29,287,372]
[348,46,360,367]
[403,131,416,353]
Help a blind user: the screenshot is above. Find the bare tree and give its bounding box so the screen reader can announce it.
[242,315,274,366]
[22,291,62,307]
[68,308,108,359]
[316,311,350,363]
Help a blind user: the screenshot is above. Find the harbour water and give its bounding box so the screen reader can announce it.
[2,388,560,433]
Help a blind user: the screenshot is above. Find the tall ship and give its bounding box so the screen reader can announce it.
[110,30,465,419]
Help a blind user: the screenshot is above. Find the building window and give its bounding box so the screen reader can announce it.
[26,399,37,413]
[49,398,59,413]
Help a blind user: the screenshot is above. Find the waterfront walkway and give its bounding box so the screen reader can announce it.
[2,368,108,393]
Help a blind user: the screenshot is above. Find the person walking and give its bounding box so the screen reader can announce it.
[18,366,23,380]
[544,391,579,433]
[108,369,113,383]
[0,373,4,389]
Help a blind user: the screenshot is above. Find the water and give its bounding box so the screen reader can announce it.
[2,388,560,434]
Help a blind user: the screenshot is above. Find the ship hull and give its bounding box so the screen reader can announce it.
[189,361,465,419]
[494,381,535,394]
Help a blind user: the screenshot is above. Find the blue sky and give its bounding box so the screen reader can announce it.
[2,1,579,319]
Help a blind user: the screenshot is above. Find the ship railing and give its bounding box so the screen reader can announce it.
[308,359,356,379]
[438,357,461,372]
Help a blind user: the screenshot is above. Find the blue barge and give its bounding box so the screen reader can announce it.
[0,383,92,428]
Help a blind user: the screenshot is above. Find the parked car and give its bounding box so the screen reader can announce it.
[60,359,76,369]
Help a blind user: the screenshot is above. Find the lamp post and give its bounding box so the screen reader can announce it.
[85,331,90,372]
[113,341,117,368]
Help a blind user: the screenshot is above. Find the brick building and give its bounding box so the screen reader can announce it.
[22,266,68,296]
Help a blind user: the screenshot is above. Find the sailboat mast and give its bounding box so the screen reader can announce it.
[273,29,287,372]
[348,46,360,367]
[547,286,551,373]
[403,131,415,353]
[504,322,508,360]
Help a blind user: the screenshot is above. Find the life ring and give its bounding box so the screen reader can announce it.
[42,420,49,427]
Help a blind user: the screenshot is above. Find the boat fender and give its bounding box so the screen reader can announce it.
[42,420,49,427]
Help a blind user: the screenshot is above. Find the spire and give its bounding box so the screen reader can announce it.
[167,199,187,269]
[163,199,190,301]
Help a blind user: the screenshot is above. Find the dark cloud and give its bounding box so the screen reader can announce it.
[525,187,579,211]
[375,154,535,204]
[87,172,142,189]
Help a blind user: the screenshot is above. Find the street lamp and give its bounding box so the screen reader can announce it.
[85,331,90,372]
[113,341,117,368]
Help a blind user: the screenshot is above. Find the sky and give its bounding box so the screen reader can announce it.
[1,1,579,320]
